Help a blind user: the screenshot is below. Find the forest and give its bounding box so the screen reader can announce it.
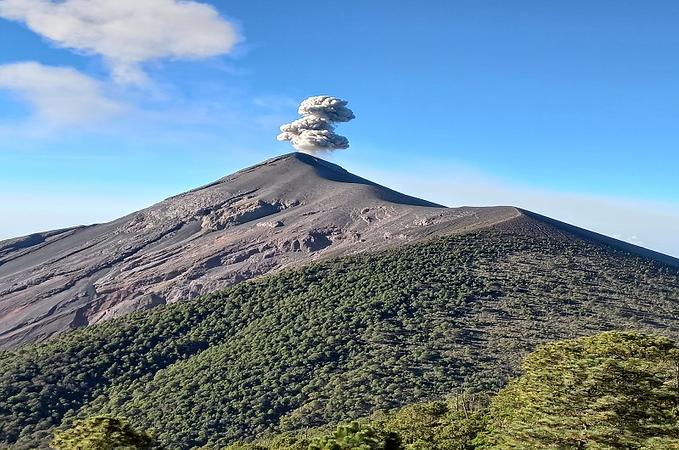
[50,332,679,449]
[1,226,678,449]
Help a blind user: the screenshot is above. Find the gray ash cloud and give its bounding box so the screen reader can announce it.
[277,95,355,153]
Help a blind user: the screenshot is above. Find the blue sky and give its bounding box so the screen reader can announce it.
[0,0,678,256]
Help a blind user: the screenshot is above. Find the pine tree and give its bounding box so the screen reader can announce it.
[475,332,679,449]
[50,416,159,450]
[308,422,402,450]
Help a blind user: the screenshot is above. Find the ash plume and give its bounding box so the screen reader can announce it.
[277,95,355,153]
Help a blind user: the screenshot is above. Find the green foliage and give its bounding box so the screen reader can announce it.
[309,422,401,450]
[228,333,679,450]
[376,398,485,450]
[475,332,679,449]
[50,416,158,450]
[1,228,678,449]
[225,396,487,450]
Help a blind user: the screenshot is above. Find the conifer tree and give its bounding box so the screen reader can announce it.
[51,416,158,450]
[308,422,402,450]
[475,332,679,449]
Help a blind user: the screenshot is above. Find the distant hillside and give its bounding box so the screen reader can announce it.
[2,216,678,449]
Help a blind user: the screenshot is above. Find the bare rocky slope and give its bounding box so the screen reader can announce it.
[0,153,520,349]
[0,152,676,350]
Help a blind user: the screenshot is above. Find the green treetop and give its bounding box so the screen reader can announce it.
[308,422,402,450]
[475,331,679,449]
[50,416,159,450]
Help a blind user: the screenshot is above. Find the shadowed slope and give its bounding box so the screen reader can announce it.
[517,208,679,267]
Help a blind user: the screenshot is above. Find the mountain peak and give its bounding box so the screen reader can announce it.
[225,151,360,183]
[263,151,349,170]
[214,152,443,208]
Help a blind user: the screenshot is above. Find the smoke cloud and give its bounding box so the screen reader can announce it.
[277,95,355,153]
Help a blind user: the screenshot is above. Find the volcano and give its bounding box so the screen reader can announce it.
[0,152,676,349]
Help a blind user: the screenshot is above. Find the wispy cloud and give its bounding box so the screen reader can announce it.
[0,0,240,84]
[0,0,244,129]
[0,61,125,127]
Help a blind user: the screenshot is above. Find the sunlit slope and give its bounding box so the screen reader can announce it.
[2,216,678,449]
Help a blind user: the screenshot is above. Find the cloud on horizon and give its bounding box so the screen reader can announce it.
[353,162,679,258]
[0,62,125,126]
[0,0,240,84]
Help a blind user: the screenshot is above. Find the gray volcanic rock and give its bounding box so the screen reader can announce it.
[0,153,520,349]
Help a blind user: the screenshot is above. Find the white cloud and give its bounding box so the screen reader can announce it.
[0,61,124,126]
[0,0,239,84]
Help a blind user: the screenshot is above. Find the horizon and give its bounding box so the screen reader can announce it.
[0,1,678,257]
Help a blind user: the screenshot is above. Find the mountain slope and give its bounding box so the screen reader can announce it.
[1,216,678,449]
[0,153,520,349]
